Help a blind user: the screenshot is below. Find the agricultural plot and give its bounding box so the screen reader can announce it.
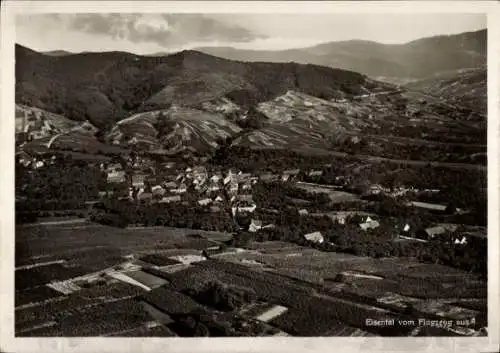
[15,281,144,333]
[140,301,175,325]
[16,322,64,337]
[16,224,228,257]
[15,264,88,290]
[55,299,154,336]
[142,286,206,316]
[139,254,182,267]
[15,285,64,308]
[123,270,169,290]
[294,183,360,203]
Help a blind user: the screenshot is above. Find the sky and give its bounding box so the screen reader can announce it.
[16,13,486,54]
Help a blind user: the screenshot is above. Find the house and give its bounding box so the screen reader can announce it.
[163,181,178,189]
[106,163,122,173]
[237,173,252,183]
[152,187,166,198]
[423,226,446,239]
[359,216,380,231]
[207,183,220,192]
[303,231,324,244]
[210,174,222,184]
[214,195,224,203]
[197,198,212,206]
[107,170,126,184]
[299,209,309,216]
[249,219,263,233]
[132,174,146,189]
[151,185,163,192]
[138,192,153,203]
[454,236,468,245]
[158,195,182,204]
[308,170,323,177]
[283,169,300,176]
[228,181,239,195]
[34,160,45,169]
[403,224,411,232]
[16,151,33,167]
[369,184,389,195]
[259,173,278,182]
[232,203,257,217]
[241,181,252,191]
[171,184,187,194]
[237,194,253,202]
[224,171,239,185]
[193,166,208,181]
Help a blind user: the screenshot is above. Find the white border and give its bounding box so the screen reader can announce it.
[1,2,499,353]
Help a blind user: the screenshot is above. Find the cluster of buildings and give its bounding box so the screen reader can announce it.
[103,162,262,215]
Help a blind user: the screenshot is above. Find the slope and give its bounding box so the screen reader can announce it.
[16,45,382,129]
[197,29,486,80]
[404,67,486,115]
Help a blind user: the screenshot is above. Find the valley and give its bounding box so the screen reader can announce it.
[14,27,488,338]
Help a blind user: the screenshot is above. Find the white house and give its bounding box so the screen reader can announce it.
[454,236,468,245]
[210,174,222,184]
[360,216,380,231]
[159,195,182,204]
[304,231,324,244]
[308,170,323,177]
[299,209,309,216]
[208,183,220,192]
[132,174,146,188]
[164,181,178,189]
[171,184,187,194]
[198,198,212,206]
[249,219,263,233]
[232,204,257,217]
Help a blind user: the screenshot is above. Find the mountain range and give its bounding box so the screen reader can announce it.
[196,29,486,80]
[16,29,486,161]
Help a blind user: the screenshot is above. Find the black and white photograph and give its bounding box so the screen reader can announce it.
[1,1,499,352]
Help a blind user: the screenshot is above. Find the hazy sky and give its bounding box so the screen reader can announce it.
[16,13,486,54]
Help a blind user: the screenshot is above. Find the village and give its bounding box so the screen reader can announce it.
[15,148,485,250]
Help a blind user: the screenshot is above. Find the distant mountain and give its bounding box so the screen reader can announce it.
[16,44,390,128]
[197,29,486,80]
[42,50,74,57]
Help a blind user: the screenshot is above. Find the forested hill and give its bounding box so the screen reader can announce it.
[16,44,388,129]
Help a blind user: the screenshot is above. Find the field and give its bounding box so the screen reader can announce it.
[15,223,487,337]
[295,182,360,203]
[16,223,229,268]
